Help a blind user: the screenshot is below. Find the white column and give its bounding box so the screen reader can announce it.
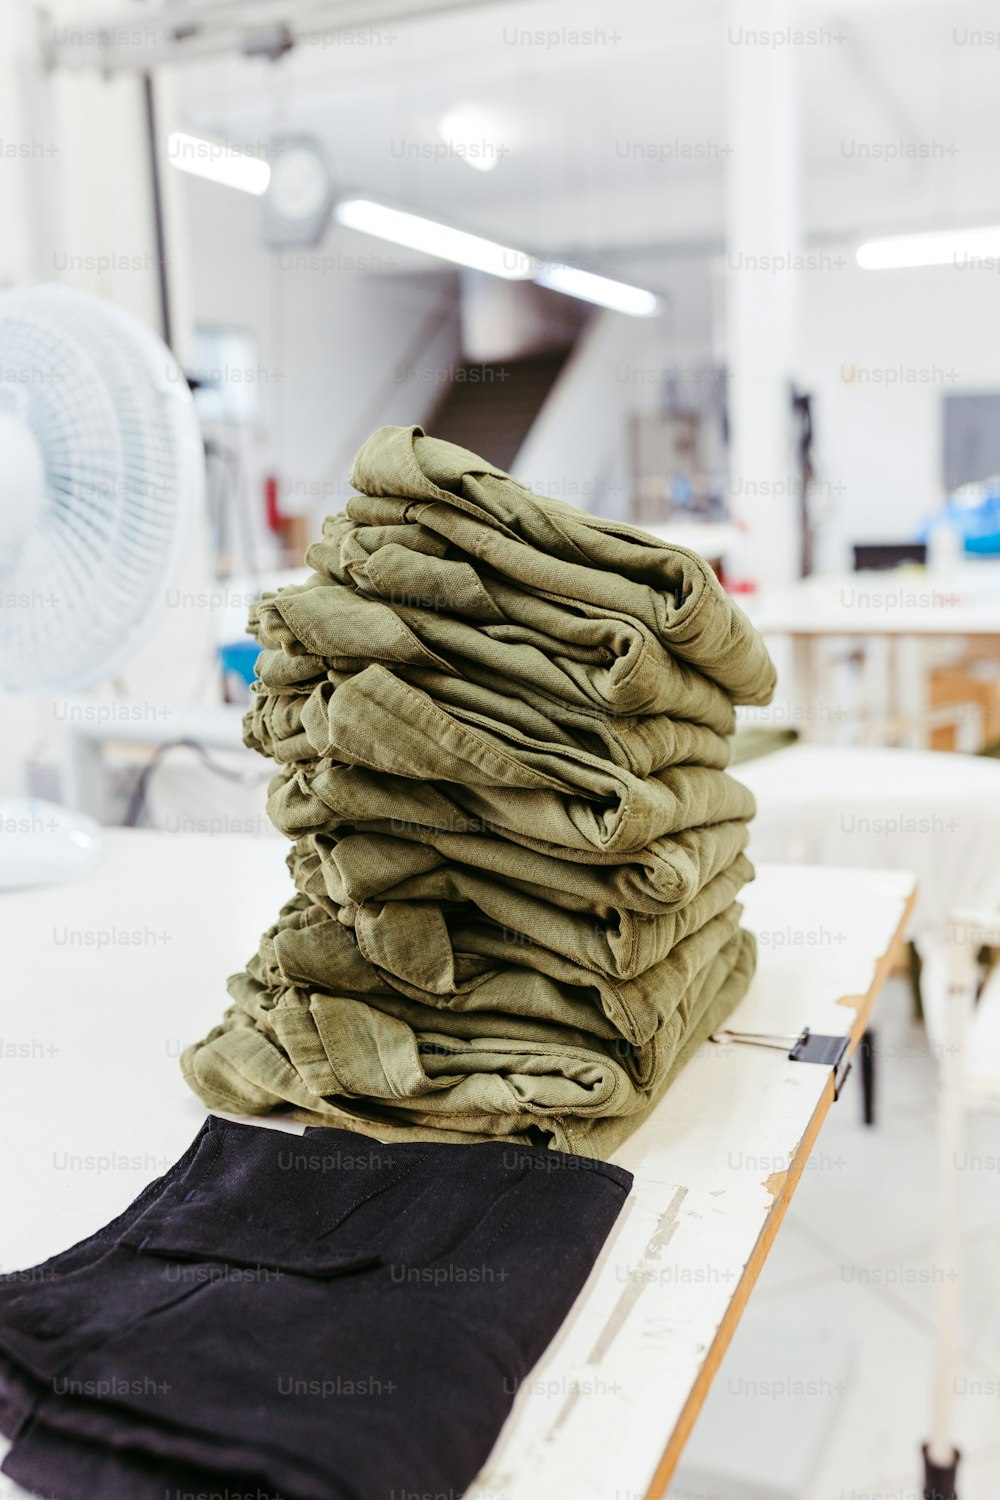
[2,2,194,351]
[48,65,161,331]
[724,0,801,589]
[0,0,62,287]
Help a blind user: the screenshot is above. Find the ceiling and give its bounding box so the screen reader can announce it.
[162,0,1000,270]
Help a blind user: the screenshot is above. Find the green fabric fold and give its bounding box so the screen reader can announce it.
[182,426,776,1157]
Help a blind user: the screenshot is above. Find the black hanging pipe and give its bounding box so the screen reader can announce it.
[923,1443,959,1500]
[792,385,815,577]
[142,71,174,352]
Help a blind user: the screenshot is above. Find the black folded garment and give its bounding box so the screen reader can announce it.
[0,1116,631,1500]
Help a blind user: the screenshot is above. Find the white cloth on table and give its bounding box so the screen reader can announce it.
[730,744,1000,1050]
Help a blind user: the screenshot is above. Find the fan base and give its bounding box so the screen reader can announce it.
[0,798,102,890]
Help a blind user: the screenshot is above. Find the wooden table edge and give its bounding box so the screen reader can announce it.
[641,877,918,1499]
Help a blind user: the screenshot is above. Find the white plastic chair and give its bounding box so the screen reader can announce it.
[924,908,1000,1500]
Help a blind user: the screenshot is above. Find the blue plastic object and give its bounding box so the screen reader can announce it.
[219,640,259,687]
[918,480,1000,556]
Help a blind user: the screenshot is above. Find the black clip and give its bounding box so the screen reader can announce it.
[710,1026,854,1101]
[788,1028,852,1100]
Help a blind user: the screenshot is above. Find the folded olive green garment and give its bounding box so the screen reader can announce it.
[242,883,745,1050]
[253,663,755,857]
[251,567,738,730]
[250,564,734,726]
[181,893,754,1158]
[340,427,775,706]
[290,833,754,985]
[730,724,799,764]
[248,655,732,773]
[182,425,776,1157]
[291,831,753,974]
[187,928,754,1159]
[265,755,753,861]
[269,805,751,916]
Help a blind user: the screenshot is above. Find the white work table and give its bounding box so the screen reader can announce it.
[746,565,1000,746]
[748,564,1000,638]
[0,832,915,1499]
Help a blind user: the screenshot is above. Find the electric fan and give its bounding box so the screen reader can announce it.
[0,283,204,887]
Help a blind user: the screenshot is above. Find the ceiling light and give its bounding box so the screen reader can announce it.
[335,198,530,278]
[437,104,505,173]
[167,131,271,195]
[857,226,1000,270]
[533,262,660,316]
[335,198,660,315]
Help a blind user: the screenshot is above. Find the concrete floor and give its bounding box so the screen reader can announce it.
[670,972,1000,1500]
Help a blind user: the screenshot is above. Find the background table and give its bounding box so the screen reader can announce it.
[747,565,1000,747]
[750,566,1000,641]
[0,833,915,1498]
[731,743,1000,945]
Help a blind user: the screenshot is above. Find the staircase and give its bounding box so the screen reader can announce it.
[426,346,574,471]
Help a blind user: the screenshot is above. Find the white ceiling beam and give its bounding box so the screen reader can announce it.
[47,0,526,71]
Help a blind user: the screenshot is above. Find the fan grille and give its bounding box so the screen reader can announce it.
[0,285,203,692]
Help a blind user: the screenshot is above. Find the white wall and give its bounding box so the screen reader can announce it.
[180,199,1000,575]
[513,253,718,518]
[512,309,650,517]
[799,259,1000,570]
[183,176,462,537]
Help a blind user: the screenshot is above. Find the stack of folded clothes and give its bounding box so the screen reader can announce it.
[183,424,777,1157]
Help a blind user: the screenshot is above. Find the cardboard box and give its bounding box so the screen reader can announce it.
[930,662,1000,751]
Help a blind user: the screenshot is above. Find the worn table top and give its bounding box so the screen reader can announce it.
[0,833,915,1499]
[478,861,915,1499]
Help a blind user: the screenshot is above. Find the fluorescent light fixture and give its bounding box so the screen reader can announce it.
[437,104,505,173]
[335,197,660,314]
[335,198,530,278]
[857,225,1000,270]
[167,131,271,196]
[533,262,660,316]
